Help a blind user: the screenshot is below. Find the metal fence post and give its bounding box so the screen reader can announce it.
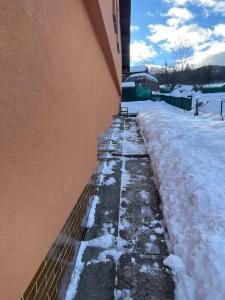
[194,98,199,116]
[221,100,225,121]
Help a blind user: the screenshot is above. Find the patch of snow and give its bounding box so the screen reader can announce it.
[103,160,116,175]
[87,248,124,266]
[121,158,132,191]
[115,288,133,300]
[131,257,136,265]
[150,220,161,227]
[141,206,153,218]
[87,233,115,249]
[137,101,225,300]
[145,242,160,254]
[139,190,149,200]
[169,85,195,98]
[104,177,116,186]
[86,195,100,228]
[150,234,157,241]
[153,262,159,270]
[65,243,86,300]
[154,227,164,234]
[164,254,186,275]
[139,264,156,274]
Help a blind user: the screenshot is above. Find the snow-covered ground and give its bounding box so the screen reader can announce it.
[121,100,154,114]
[203,83,225,88]
[121,84,225,116]
[169,85,225,115]
[137,101,225,300]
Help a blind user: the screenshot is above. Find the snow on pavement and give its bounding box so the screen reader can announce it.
[137,101,225,300]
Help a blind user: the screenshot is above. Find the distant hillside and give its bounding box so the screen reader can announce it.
[155,65,225,86]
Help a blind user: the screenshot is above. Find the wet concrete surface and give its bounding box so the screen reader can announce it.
[70,116,174,300]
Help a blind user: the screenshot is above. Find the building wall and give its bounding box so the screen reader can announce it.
[0,1,121,299]
[143,80,159,92]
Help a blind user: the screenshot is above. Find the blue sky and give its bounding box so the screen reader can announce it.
[130,0,225,67]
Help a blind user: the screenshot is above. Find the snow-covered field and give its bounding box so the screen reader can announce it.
[169,85,225,115]
[136,101,225,300]
[122,84,225,116]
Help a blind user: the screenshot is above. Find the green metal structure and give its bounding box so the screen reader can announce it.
[202,87,225,94]
[122,86,152,101]
[121,86,192,111]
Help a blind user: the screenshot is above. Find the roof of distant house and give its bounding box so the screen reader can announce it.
[128,72,159,83]
[130,65,148,73]
[122,82,135,88]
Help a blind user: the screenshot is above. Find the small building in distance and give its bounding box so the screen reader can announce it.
[126,71,159,92]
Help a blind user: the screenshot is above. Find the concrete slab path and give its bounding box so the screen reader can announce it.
[66,116,174,300]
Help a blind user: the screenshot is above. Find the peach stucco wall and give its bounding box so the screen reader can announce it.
[0,1,121,299]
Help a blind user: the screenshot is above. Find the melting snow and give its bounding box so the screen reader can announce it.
[86,195,99,228]
[115,288,133,300]
[138,101,225,300]
[104,177,116,185]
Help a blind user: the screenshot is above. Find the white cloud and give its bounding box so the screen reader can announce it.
[197,0,225,15]
[165,0,189,5]
[147,20,225,66]
[165,7,193,20]
[147,11,154,17]
[164,0,225,15]
[214,24,225,38]
[191,42,225,66]
[130,25,140,32]
[130,40,157,65]
[148,23,212,51]
[163,7,194,27]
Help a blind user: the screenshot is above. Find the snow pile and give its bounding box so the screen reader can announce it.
[170,85,196,98]
[169,85,225,114]
[137,102,225,300]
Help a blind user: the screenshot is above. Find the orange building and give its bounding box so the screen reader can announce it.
[0,1,130,299]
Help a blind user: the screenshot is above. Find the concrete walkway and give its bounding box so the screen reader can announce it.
[66,116,174,300]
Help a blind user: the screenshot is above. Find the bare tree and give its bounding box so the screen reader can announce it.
[173,38,193,72]
[160,60,170,86]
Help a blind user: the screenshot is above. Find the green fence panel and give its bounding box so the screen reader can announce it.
[136,87,152,100]
[202,87,225,93]
[148,94,192,111]
[122,87,137,101]
[151,95,161,101]
[121,88,192,110]
[159,87,172,93]
[122,86,152,102]
[181,97,192,110]
[171,96,182,108]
